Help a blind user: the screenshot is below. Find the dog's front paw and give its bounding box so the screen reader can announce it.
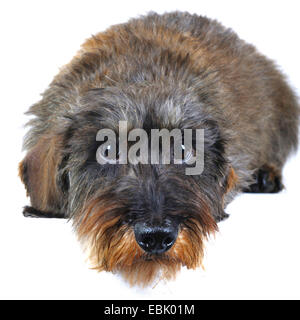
[244,165,283,194]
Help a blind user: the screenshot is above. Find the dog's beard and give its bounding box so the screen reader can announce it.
[74,192,218,287]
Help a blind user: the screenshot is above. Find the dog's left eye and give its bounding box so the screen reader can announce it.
[181,144,193,163]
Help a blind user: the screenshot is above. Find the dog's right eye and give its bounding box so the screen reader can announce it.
[96,143,120,164]
[104,144,111,157]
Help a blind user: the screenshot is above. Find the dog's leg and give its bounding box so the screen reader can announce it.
[23,206,67,219]
[244,165,283,193]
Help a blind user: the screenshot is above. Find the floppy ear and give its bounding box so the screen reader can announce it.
[19,133,68,218]
[225,166,238,193]
[215,166,238,221]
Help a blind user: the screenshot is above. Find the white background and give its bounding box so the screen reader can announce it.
[0,0,299,300]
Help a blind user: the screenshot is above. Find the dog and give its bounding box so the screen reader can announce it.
[19,12,299,286]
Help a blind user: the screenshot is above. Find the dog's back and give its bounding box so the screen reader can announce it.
[28,11,298,194]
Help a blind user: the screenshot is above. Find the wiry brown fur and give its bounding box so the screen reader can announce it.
[19,134,65,212]
[76,194,217,286]
[19,12,299,286]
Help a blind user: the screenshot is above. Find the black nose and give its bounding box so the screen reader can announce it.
[134,222,178,254]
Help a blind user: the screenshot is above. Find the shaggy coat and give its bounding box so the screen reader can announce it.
[19,12,299,286]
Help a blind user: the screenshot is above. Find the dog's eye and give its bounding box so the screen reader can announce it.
[96,143,120,165]
[104,145,111,157]
[181,144,193,163]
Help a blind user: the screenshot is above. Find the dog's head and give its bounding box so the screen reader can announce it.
[20,85,237,286]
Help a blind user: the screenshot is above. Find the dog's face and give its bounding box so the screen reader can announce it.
[20,85,236,286]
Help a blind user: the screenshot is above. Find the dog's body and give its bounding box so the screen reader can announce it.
[19,12,299,286]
